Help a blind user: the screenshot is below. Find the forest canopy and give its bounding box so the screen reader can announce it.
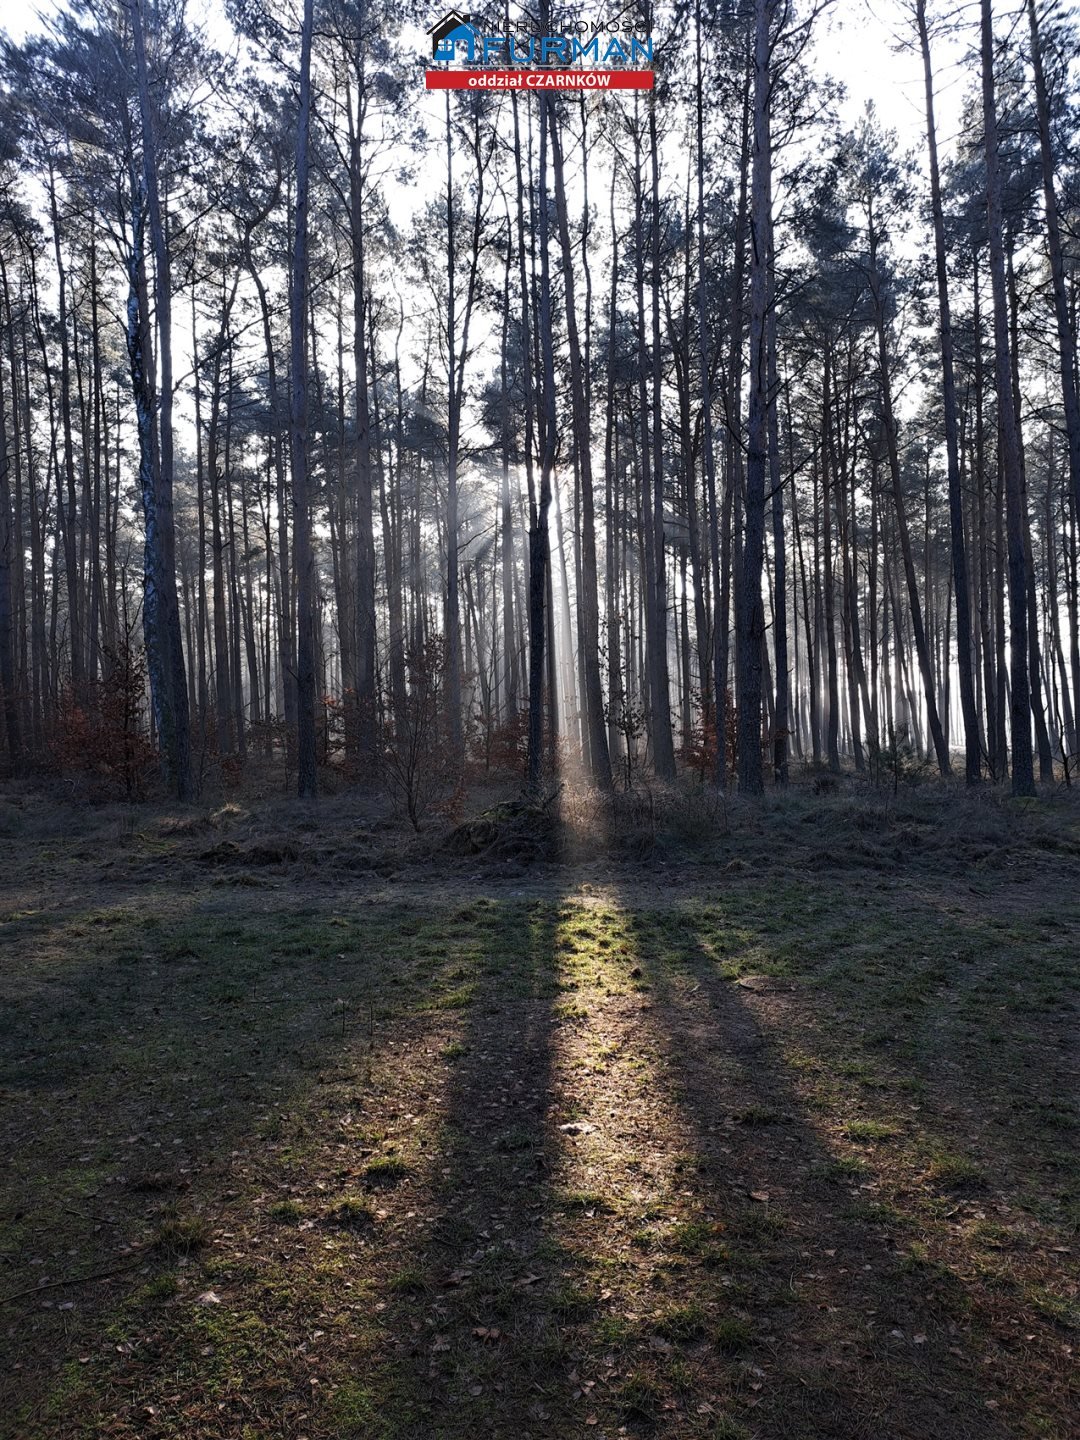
[0,0,1078,804]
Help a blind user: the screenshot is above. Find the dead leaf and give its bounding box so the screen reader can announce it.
[749,1191,769,1203]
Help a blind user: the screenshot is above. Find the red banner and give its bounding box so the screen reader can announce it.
[425,68,654,90]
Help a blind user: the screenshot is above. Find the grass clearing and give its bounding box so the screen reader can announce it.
[0,784,1077,1437]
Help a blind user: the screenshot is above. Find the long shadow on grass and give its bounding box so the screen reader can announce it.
[344,896,590,1438]
[0,894,520,1437]
[601,893,1022,1440]
[789,874,1080,1262]
[3,883,1071,1439]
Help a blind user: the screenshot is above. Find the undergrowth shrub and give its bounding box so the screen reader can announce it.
[45,642,158,798]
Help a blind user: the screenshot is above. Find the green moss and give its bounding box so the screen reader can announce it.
[133,1271,179,1304]
[713,1317,753,1352]
[326,1380,380,1435]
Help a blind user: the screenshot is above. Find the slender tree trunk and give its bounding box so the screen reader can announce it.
[349,73,376,763]
[289,0,317,798]
[917,0,980,781]
[131,0,192,800]
[527,93,556,795]
[0,283,17,769]
[548,109,611,790]
[648,87,676,781]
[868,224,951,776]
[736,0,772,794]
[1027,0,1080,680]
[980,0,1034,795]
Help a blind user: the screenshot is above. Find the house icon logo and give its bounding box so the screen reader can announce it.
[428,11,481,62]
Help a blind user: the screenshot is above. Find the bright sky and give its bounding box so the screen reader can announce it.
[823,0,971,143]
[2,0,973,146]
[0,0,981,445]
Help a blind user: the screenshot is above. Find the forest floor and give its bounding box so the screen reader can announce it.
[0,776,1078,1440]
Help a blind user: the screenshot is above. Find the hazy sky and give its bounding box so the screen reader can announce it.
[1,0,972,148]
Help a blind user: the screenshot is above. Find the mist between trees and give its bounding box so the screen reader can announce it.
[0,0,1078,806]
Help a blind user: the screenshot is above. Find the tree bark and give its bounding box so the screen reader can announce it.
[980,0,1035,795]
[289,0,318,798]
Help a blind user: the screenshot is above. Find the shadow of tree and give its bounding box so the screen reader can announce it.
[0,894,540,1433]
[605,894,1043,1439]
[355,897,572,1435]
[1,874,1074,1439]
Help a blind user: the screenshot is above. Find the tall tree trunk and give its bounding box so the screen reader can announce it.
[548,108,611,790]
[131,0,192,800]
[527,93,555,795]
[867,224,951,776]
[289,0,317,798]
[917,0,980,782]
[980,0,1035,795]
[648,87,677,781]
[736,0,772,794]
[0,284,17,769]
[1027,0,1080,653]
[349,72,376,763]
[768,276,788,783]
